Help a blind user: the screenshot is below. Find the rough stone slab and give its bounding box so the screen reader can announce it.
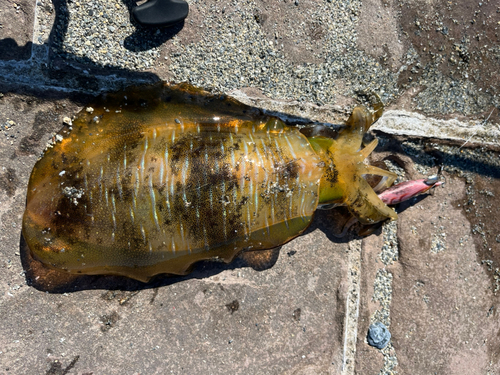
[389,173,500,374]
[1,234,348,374]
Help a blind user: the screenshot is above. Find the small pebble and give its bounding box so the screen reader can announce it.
[63,117,72,126]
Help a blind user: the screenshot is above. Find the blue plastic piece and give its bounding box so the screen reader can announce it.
[367,322,391,349]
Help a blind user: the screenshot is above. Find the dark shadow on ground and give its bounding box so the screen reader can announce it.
[374,133,500,180]
[0,0,185,99]
[0,38,32,61]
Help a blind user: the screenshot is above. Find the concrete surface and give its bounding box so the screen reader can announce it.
[1,0,499,374]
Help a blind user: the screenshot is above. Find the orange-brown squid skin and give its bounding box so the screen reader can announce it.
[22,83,400,282]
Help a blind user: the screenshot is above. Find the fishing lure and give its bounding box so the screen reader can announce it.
[22,83,441,283]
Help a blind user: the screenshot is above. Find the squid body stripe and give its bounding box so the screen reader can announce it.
[252,179,258,212]
[98,166,104,200]
[250,135,265,171]
[260,138,269,159]
[229,133,236,168]
[169,179,175,203]
[203,225,209,250]
[149,174,160,230]
[123,144,127,170]
[239,170,246,196]
[264,210,270,237]
[222,206,227,241]
[208,185,213,212]
[240,151,246,177]
[163,144,169,169]
[300,191,307,218]
[220,139,225,158]
[270,194,276,224]
[195,207,201,244]
[130,206,135,224]
[163,145,172,219]
[246,201,252,237]
[111,193,117,213]
[195,180,204,227]
[273,138,284,161]
[132,194,137,214]
[294,175,301,218]
[111,194,117,225]
[84,174,91,206]
[283,211,289,230]
[134,169,140,207]
[283,135,297,159]
[116,166,123,199]
[159,159,164,188]
[265,142,275,177]
[182,155,189,205]
[221,179,227,240]
[140,136,148,181]
[180,221,185,245]
[298,158,307,174]
[141,224,146,244]
[232,183,238,209]
[111,211,116,240]
[243,141,248,163]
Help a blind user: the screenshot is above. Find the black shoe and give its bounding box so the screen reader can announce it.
[132,0,189,27]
